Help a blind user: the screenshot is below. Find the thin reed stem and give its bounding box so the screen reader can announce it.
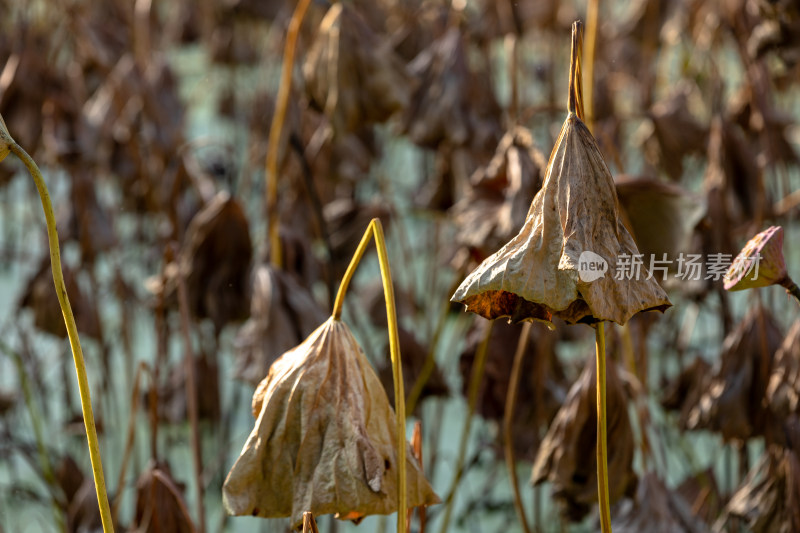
[584,1,599,130]
[504,322,533,533]
[265,0,313,269]
[438,321,493,533]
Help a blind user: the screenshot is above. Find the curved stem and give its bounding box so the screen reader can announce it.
[568,21,585,120]
[265,0,313,269]
[330,219,407,533]
[595,322,612,533]
[8,141,115,532]
[438,320,493,533]
[504,322,533,533]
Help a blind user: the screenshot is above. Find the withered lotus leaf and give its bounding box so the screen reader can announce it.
[767,320,800,418]
[180,191,253,331]
[233,265,327,386]
[133,461,195,533]
[531,357,637,520]
[303,3,412,134]
[224,318,439,528]
[612,473,710,533]
[714,449,800,533]
[452,109,671,326]
[686,305,783,442]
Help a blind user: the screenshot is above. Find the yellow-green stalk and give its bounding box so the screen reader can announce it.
[0,115,115,532]
[331,218,407,533]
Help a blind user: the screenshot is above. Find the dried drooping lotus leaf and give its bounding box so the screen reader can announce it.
[677,468,722,525]
[452,86,671,325]
[661,356,712,430]
[146,352,220,423]
[19,256,101,340]
[644,83,708,182]
[767,320,800,418]
[532,357,637,520]
[403,27,501,152]
[745,0,800,66]
[303,3,412,134]
[451,126,545,261]
[459,319,567,460]
[233,265,327,386]
[714,449,800,533]
[686,305,783,442]
[323,198,391,280]
[144,191,253,332]
[612,473,710,533]
[224,318,440,528]
[133,461,195,533]
[181,191,253,331]
[615,176,705,265]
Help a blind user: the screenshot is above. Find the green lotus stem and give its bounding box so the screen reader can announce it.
[265,0,313,269]
[438,320,493,533]
[596,322,612,533]
[504,322,533,533]
[1,119,114,532]
[331,218,407,533]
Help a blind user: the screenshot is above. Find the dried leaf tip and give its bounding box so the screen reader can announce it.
[568,21,585,121]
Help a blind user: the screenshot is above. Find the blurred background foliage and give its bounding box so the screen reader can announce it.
[0,0,799,531]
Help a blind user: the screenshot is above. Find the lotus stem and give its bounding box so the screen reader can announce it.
[438,321,493,533]
[584,1,599,131]
[302,512,320,533]
[176,266,206,533]
[568,21,585,121]
[4,134,114,532]
[111,361,149,524]
[596,321,612,533]
[504,322,533,533]
[265,0,313,269]
[780,277,800,307]
[331,218,407,533]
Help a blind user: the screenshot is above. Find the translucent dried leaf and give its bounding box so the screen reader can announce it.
[453,112,671,326]
[531,357,637,520]
[686,305,783,442]
[612,473,710,533]
[233,265,327,386]
[452,126,546,260]
[767,320,800,418]
[224,318,439,528]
